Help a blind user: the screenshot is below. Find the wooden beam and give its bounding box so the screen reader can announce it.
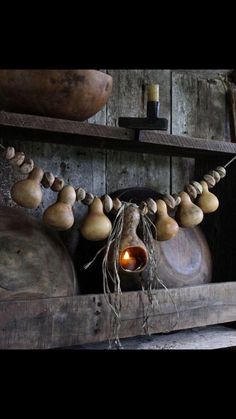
[0,111,236,159]
[1,282,236,349]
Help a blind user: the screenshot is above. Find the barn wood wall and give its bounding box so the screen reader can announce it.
[0,69,230,258]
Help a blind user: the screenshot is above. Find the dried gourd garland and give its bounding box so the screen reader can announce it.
[1,143,236,347]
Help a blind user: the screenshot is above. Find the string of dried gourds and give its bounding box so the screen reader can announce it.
[1,143,236,241]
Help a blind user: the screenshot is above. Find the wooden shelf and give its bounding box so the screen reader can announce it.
[1,282,236,349]
[76,325,236,350]
[1,111,236,159]
[1,110,236,349]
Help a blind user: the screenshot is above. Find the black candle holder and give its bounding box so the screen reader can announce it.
[118,84,168,131]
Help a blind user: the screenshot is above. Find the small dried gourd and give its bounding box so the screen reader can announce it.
[43,185,76,231]
[102,194,113,213]
[162,194,176,209]
[80,197,112,241]
[175,191,204,228]
[196,180,219,213]
[155,199,179,241]
[11,166,44,209]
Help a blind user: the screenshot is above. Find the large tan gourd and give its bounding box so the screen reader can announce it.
[80,197,112,241]
[11,166,44,209]
[196,180,219,213]
[43,185,76,231]
[175,191,204,228]
[155,199,179,241]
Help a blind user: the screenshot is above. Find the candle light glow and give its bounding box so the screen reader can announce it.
[120,249,137,271]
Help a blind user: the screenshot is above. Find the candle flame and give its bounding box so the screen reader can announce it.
[123,250,130,260]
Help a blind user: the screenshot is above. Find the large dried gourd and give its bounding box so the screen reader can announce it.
[175,191,204,228]
[43,185,76,231]
[80,197,112,241]
[155,199,179,241]
[11,166,44,209]
[196,180,219,213]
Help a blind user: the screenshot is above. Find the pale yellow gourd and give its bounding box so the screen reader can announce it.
[196,180,219,213]
[175,191,204,228]
[43,185,76,231]
[11,166,44,209]
[80,197,112,241]
[155,199,179,241]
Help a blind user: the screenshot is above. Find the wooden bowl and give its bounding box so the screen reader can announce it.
[0,70,112,121]
[0,206,78,300]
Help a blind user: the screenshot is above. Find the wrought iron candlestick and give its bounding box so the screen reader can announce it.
[118,84,168,131]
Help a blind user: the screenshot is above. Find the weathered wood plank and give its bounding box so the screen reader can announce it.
[1,282,236,349]
[76,325,236,350]
[0,110,134,140]
[174,70,231,78]
[172,73,227,192]
[1,111,235,158]
[106,70,171,193]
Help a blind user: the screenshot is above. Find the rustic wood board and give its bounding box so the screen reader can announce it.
[1,282,236,349]
[172,72,227,192]
[1,112,235,157]
[75,325,236,350]
[106,70,171,194]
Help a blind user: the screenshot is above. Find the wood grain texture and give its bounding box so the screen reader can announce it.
[0,207,77,300]
[76,325,236,350]
[106,70,171,194]
[172,72,227,192]
[174,70,231,78]
[1,282,236,349]
[0,112,235,157]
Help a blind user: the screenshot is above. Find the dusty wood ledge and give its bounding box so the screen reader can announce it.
[76,325,236,350]
[0,282,236,349]
[0,111,236,159]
